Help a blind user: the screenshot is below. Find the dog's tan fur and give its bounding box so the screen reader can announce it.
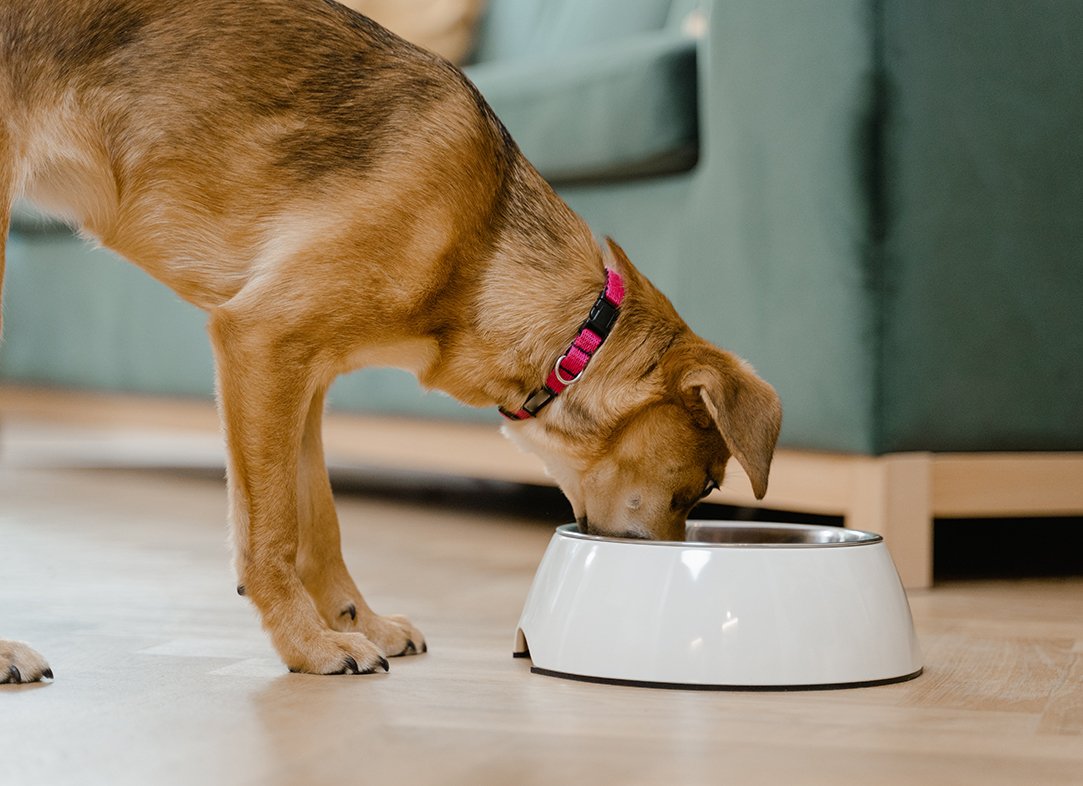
[0,0,781,679]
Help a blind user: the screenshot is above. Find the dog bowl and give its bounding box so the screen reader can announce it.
[513,522,923,690]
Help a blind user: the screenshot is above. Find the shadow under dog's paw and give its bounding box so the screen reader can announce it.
[0,639,54,684]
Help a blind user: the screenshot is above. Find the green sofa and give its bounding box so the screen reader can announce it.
[5,0,1083,454]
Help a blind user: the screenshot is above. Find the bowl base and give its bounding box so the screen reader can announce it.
[524,663,924,692]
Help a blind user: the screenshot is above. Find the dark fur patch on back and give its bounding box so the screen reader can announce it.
[51,2,148,72]
[1,1,145,94]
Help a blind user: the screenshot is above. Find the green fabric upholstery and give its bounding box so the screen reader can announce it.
[3,213,214,397]
[465,29,698,181]
[3,0,1082,454]
[878,0,1083,451]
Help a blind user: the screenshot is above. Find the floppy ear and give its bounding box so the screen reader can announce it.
[680,353,782,500]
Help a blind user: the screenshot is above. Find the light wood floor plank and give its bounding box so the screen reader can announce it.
[1040,652,1083,736]
[905,633,1074,713]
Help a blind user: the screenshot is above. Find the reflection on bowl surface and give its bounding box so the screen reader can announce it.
[685,522,880,546]
[557,522,882,548]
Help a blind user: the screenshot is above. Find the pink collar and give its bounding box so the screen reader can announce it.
[500,268,626,420]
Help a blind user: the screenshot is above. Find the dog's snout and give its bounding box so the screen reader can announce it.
[577,516,652,540]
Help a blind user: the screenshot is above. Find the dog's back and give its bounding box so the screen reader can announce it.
[0,0,566,315]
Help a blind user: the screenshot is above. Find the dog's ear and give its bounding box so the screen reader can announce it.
[678,348,782,500]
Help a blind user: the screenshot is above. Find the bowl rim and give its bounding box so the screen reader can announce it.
[556,521,884,549]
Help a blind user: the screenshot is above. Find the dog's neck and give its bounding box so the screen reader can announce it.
[414,159,674,432]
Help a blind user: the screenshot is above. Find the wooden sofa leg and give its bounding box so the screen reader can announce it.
[846,453,934,590]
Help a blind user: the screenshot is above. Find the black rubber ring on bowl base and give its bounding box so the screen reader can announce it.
[526,665,925,692]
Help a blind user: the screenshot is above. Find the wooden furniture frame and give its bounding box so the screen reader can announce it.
[715,450,1083,588]
[2,385,1080,588]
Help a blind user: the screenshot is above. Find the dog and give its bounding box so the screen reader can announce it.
[0,0,781,681]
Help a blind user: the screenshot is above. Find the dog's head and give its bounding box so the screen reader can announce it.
[504,242,782,542]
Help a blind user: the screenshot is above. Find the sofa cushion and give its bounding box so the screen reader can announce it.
[465,29,698,182]
[470,0,674,64]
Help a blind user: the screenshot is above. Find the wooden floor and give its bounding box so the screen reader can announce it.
[2,424,1083,785]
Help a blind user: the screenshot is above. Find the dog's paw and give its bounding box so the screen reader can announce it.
[0,639,54,684]
[285,631,390,676]
[362,613,427,658]
[321,602,426,657]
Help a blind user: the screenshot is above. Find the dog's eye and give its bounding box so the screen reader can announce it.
[672,480,720,512]
[700,479,719,499]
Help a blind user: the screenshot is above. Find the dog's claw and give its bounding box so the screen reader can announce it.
[379,657,390,672]
[340,656,383,675]
[236,584,246,596]
[397,638,426,656]
[288,654,386,676]
[340,603,357,622]
[0,663,49,683]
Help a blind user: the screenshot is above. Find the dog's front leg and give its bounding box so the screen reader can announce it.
[209,312,387,675]
[296,389,426,657]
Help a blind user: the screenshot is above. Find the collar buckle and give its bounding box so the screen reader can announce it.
[584,296,620,338]
[499,386,557,420]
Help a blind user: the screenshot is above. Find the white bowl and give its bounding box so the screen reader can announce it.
[514,522,923,690]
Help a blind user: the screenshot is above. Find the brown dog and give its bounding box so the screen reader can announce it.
[0,0,781,680]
